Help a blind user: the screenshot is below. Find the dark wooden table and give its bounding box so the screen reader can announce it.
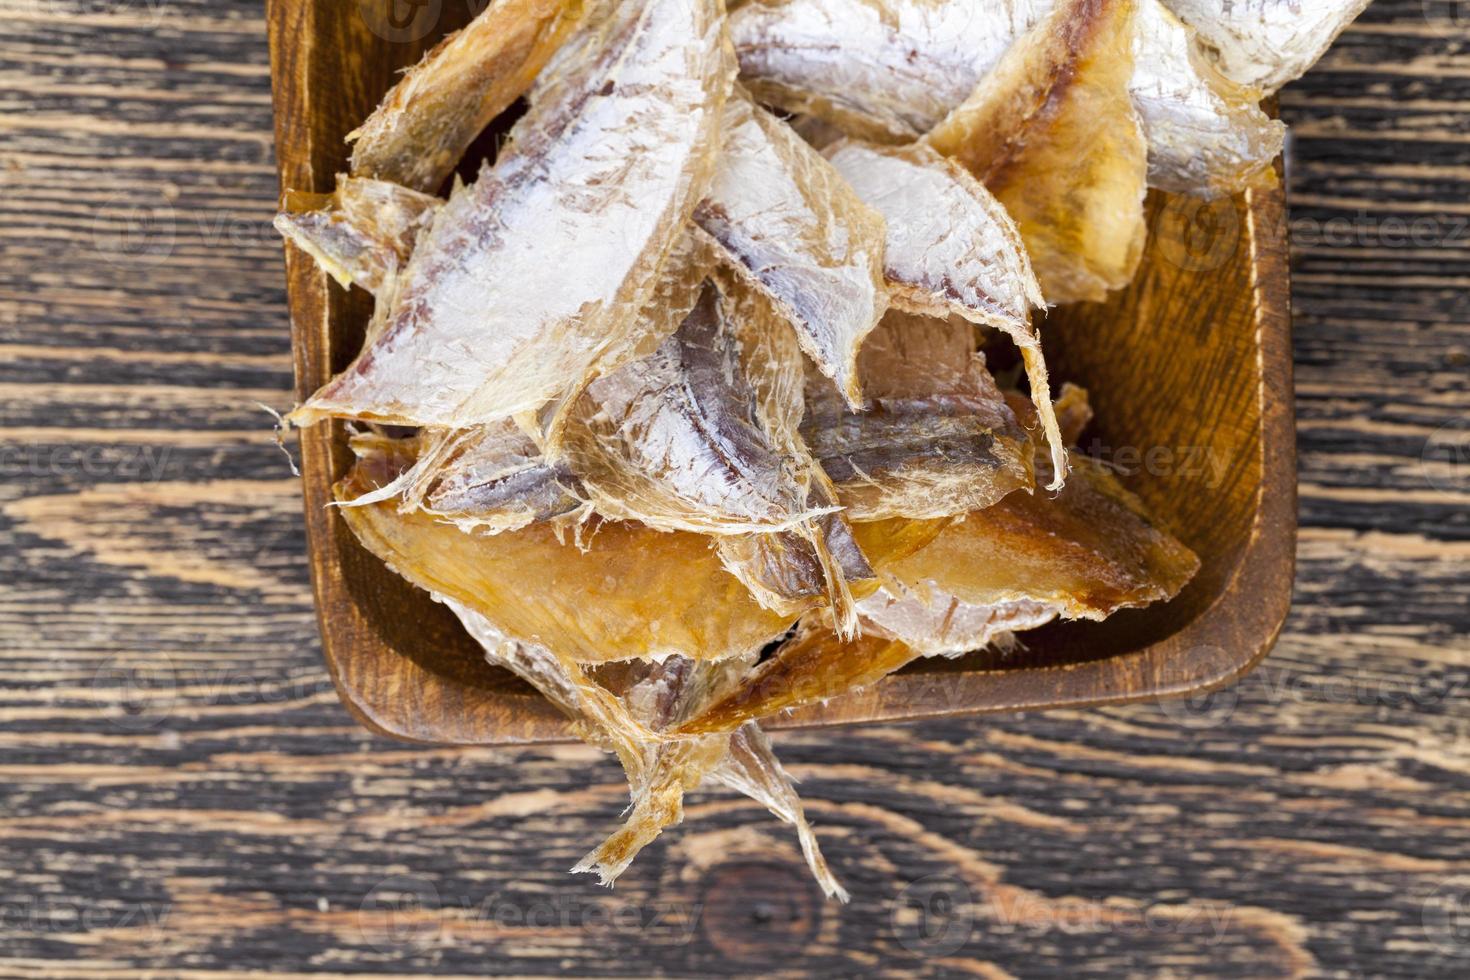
[2,1,1466,976]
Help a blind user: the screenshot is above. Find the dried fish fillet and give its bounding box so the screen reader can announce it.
[801,312,1035,519]
[419,422,586,533]
[336,457,791,665]
[710,723,849,902]
[1133,0,1285,196]
[729,0,1052,143]
[694,89,888,409]
[348,0,587,192]
[874,455,1200,628]
[1163,0,1370,94]
[857,589,1063,658]
[824,143,1067,486]
[562,281,820,535]
[273,178,440,296]
[927,0,1148,305]
[291,0,734,430]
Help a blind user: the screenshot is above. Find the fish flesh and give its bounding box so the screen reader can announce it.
[348,0,588,193]
[1133,0,1285,196]
[563,271,872,631]
[273,178,441,297]
[336,450,792,665]
[693,88,889,409]
[729,0,1052,143]
[927,0,1148,305]
[801,311,1035,520]
[824,143,1067,486]
[290,0,734,431]
[1162,0,1371,95]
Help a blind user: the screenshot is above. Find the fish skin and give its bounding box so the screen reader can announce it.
[1133,0,1285,196]
[736,0,1285,199]
[1162,0,1372,95]
[419,421,586,533]
[927,0,1148,306]
[856,589,1063,658]
[823,142,1068,487]
[291,0,735,430]
[694,89,889,410]
[348,0,588,193]
[335,453,792,666]
[729,0,1053,143]
[272,178,440,297]
[801,312,1036,519]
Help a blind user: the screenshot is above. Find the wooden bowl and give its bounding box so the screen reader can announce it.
[267,0,1297,744]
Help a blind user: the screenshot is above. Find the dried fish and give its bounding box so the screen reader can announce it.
[417,421,586,533]
[801,312,1035,519]
[290,0,734,430]
[856,589,1063,658]
[348,0,588,192]
[273,178,440,296]
[1162,0,1371,94]
[927,0,1148,305]
[336,454,791,666]
[694,89,889,409]
[824,143,1067,486]
[729,0,1052,143]
[1133,0,1285,196]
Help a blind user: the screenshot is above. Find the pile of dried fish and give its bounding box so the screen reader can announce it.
[276,0,1362,897]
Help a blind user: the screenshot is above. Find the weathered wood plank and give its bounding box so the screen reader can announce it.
[0,0,1465,976]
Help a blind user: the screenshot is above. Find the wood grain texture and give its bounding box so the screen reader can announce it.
[0,0,1465,977]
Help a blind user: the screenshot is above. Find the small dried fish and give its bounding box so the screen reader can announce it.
[824,143,1067,486]
[927,0,1148,305]
[1133,0,1285,196]
[336,454,791,665]
[801,312,1035,519]
[694,89,889,409]
[348,0,588,192]
[1163,0,1372,94]
[273,178,440,296]
[291,0,734,430]
[729,0,1052,143]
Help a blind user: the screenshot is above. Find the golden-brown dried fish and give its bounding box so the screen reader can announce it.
[273,178,440,296]
[1133,0,1285,196]
[290,0,734,430]
[729,0,1052,143]
[823,143,1067,485]
[926,0,1148,305]
[335,457,791,666]
[801,312,1035,519]
[348,0,587,192]
[1163,0,1371,94]
[693,89,888,409]
[679,452,1199,732]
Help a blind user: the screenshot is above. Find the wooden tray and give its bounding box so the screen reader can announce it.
[267,0,1297,745]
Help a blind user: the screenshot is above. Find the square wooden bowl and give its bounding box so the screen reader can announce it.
[267,0,1297,745]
